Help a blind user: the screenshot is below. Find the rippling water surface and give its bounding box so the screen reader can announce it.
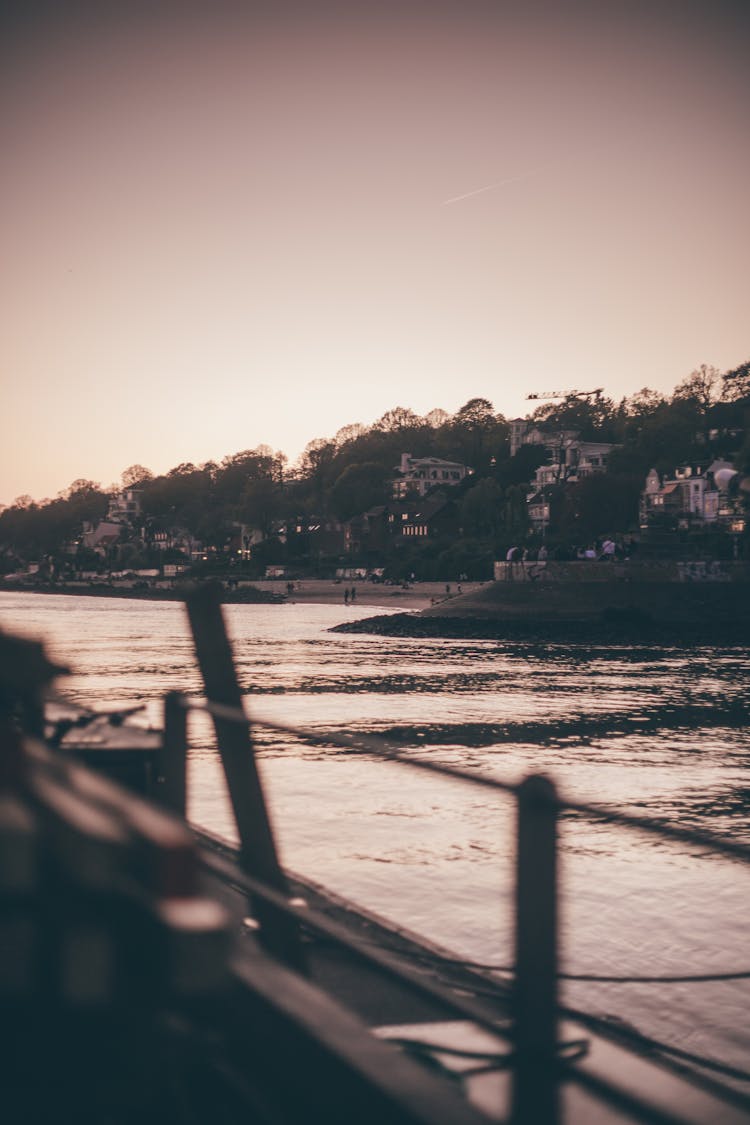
[2,591,750,1088]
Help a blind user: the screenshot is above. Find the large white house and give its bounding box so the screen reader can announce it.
[525,435,616,533]
[392,453,471,499]
[532,439,614,489]
[107,488,142,522]
[640,461,742,529]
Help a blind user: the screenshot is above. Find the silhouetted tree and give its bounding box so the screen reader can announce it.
[329,462,392,520]
[121,464,154,488]
[722,359,750,402]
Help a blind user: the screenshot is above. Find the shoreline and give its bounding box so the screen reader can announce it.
[331,611,750,644]
[0,582,281,605]
[0,579,482,612]
[6,578,749,643]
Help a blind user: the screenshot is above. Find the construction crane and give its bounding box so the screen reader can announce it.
[526,388,603,401]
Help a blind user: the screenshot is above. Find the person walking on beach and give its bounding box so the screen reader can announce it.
[350,586,356,602]
[344,588,349,605]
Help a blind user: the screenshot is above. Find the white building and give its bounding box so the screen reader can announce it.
[107,488,142,522]
[392,453,470,499]
[640,460,738,528]
[525,437,616,533]
[531,439,614,489]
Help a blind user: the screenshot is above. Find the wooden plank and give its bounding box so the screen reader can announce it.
[227,947,491,1125]
[185,582,306,972]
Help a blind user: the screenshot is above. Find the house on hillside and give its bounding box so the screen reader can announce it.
[81,520,123,556]
[510,419,571,458]
[392,453,470,498]
[640,461,742,530]
[523,435,616,532]
[107,489,142,523]
[276,518,345,558]
[526,490,552,534]
[344,498,460,554]
[530,438,614,489]
[143,522,200,558]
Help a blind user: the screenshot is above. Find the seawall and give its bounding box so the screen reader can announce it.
[332,563,750,642]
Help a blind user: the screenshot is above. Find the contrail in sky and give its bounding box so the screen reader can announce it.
[442,169,538,205]
[443,139,622,205]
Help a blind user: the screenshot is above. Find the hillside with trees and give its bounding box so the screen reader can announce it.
[1,362,747,580]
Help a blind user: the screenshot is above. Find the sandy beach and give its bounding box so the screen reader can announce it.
[252,578,487,611]
[0,578,487,612]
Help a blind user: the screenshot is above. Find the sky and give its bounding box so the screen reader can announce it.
[2,0,749,504]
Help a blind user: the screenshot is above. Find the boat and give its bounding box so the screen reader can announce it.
[1,587,749,1124]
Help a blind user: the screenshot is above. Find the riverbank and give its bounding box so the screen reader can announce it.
[254,578,484,609]
[332,576,750,642]
[0,580,284,605]
[0,578,485,611]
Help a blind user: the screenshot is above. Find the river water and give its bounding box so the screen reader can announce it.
[2,590,749,1089]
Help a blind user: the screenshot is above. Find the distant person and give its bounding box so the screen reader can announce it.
[538,544,548,562]
[350,586,356,602]
[344,588,349,605]
[446,583,451,595]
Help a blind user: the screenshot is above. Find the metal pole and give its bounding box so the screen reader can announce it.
[511,774,559,1125]
[184,582,307,973]
[158,691,187,817]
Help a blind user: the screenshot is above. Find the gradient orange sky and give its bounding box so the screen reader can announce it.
[2,1,748,504]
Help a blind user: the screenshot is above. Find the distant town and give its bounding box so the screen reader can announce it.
[1,360,748,589]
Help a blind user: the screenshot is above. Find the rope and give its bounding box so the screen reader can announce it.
[431,957,750,984]
[560,969,750,983]
[178,694,750,864]
[423,970,750,1087]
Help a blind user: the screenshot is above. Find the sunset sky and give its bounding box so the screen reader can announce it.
[2,1,748,504]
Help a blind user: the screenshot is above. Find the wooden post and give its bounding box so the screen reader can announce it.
[511,774,559,1125]
[158,692,187,817]
[184,583,307,973]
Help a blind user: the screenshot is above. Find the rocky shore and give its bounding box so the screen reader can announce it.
[331,574,750,643]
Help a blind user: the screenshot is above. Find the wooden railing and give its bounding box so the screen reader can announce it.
[2,588,749,1124]
[150,583,750,1124]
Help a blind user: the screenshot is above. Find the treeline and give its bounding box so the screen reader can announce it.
[1,361,748,572]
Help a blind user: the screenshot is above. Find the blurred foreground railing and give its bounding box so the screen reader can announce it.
[3,584,749,1125]
[156,584,750,1124]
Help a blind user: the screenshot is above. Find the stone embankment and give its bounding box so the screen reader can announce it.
[332,563,750,642]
